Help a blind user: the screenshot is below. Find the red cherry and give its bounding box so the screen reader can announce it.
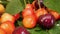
[12,26,30,34]
[23,15,37,28]
[38,14,55,29]
[46,8,60,20]
[35,8,48,19]
[22,8,35,18]
[14,13,20,20]
[1,21,15,34]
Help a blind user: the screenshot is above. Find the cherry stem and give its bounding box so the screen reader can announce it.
[24,0,26,7]
[38,0,43,8]
[28,0,30,4]
[38,0,41,8]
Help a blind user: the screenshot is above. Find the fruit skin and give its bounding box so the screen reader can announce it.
[12,26,30,34]
[0,17,1,22]
[0,28,7,34]
[25,4,34,9]
[22,8,35,18]
[14,13,20,20]
[35,8,48,19]
[23,15,37,28]
[0,4,5,15]
[47,8,59,20]
[38,14,55,29]
[1,13,15,23]
[0,21,15,34]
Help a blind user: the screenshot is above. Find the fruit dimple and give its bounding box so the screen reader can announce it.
[38,14,55,29]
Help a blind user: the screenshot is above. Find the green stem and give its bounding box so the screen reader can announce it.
[38,0,41,8]
[28,0,30,4]
[24,0,26,7]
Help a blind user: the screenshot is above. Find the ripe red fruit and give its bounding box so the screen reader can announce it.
[12,26,30,34]
[0,21,15,34]
[38,14,55,29]
[47,9,59,20]
[22,8,35,18]
[14,13,20,20]
[23,15,37,28]
[0,28,7,34]
[1,13,15,23]
[35,8,48,19]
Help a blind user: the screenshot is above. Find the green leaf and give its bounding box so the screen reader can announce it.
[28,0,33,4]
[49,25,60,34]
[17,20,49,34]
[6,0,24,15]
[27,27,49,34]
[43,0,60,14]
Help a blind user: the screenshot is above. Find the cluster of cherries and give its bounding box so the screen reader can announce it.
[0,0,60,34]
[13,0,60,34]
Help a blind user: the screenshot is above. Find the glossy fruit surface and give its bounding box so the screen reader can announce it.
[0,21,15,34]
[0,28,7,34]
[1,13,15,23]
[12,26,30,34]
[22,8,35,18]
[23,15,37,28]
[38,14,55,29]
[0,4,5,14]
[35,8,48,19]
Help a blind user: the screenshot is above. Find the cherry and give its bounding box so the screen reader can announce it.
[12,26,30,34]
[38,14,55,29]
[14,13,20,20]
[35,8,48,19]
[32,0,46,10]
[22,8,35,18]
[46,8,60,20]
[1,13,15,23]
[23,15,37,28]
